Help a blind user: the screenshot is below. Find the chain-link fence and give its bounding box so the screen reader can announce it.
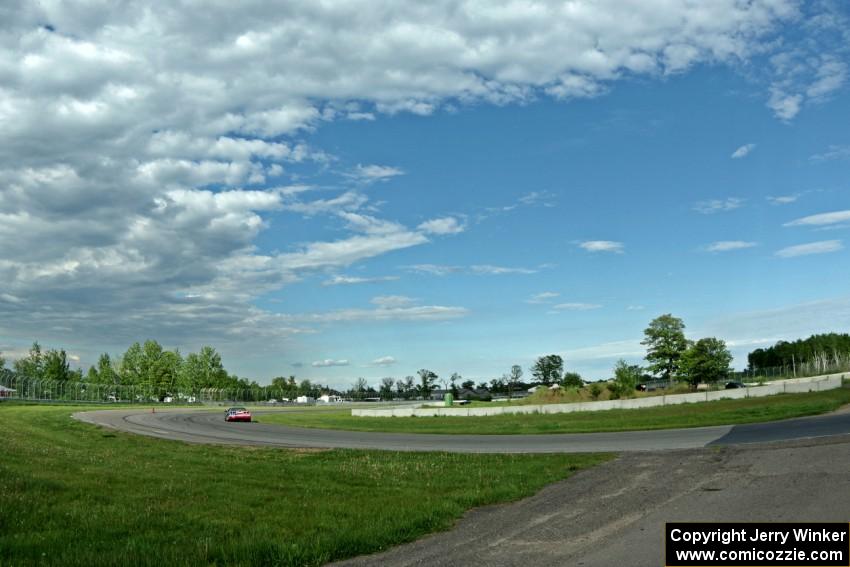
[0,370,324,404]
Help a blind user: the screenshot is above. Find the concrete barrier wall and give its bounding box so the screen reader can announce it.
[351,372,847,418]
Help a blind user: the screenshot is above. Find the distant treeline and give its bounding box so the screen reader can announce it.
[747,333,850,372]
[3,340,332,401]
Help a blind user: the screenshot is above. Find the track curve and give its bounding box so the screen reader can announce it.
[73,407,850,453]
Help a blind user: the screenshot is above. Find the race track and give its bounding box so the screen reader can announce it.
[73,407,850,453]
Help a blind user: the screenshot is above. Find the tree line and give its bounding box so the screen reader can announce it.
[747,333,850,372]
[2,341,333,401]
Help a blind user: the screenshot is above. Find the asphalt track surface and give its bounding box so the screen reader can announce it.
[74,406,850,452]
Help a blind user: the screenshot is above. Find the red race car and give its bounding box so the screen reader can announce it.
[224,407,252,422]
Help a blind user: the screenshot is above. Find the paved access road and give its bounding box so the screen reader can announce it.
[74,407,850,452]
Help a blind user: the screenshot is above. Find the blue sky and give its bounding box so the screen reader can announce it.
[1,1,849,386]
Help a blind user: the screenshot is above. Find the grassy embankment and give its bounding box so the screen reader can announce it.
[258,386,850,435]
[0,404,608,567]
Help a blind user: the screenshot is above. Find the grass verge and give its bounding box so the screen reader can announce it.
[0,405,609,566]
[257,387,850,435]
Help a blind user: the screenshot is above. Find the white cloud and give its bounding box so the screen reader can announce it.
[579,241,624,253]
[731,143,756,159]
[784,210,850,227]
[552,302,602,311]
[312,359,350,368]
[322,274,400,286]
[775,240,843,258]
[767,194,799,205]
[626,305,645,311]
[347,164,404,184]
[370,295,416,308]
[526,292,560,304]
[693,198,745,214]
[0,0,834,364]
[470,265,536,275]
[290,305,469,323]
[406,264,463,276]
[704,240,758,252]
[810,145,850,163]
[370,356,397,367]
[418,216,466,235]
[405,264,536,276]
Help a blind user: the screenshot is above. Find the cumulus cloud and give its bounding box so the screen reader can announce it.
[578,241,624,253]
[704,241,758,252]
[312,359,350,368]
[731,143,756,159]
[0,0,834,361]
[775,240,843,258]
[784,210,850,228]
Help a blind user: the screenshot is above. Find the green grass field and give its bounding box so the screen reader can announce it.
[257,387,850,435]
[0,405,609,566]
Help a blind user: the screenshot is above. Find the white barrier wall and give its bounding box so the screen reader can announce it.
[351,373,846,418]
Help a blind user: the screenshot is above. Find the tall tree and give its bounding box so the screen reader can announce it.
[379,377,395,400]
[88,353,119,386]
[351,377,368,400]
[180,346,227,392]
[42,349,71,382]
[507,365,523,398]
[119,342,144,385]
[531,355,563,385]
[449,372,461,396]
[642,314,688,384]
[14,342,43,379]
[680,337,732,387]
[417,369,438,399]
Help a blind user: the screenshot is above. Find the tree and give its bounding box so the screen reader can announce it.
[0,351,5,370]
[589,382,603,400]
[531,355,563,385]
[180,346,227,393]
[507,365,523,398]
[561,371,583,388]
[92,353,118,385]
[379,377,395,400]
[118,342,144,385]
[449,372,461,396]
[610,359,641,398]
[642,314,688,384]
[403,375,416,399]
[680,337,732,388]
[14,342,44,379]
[351,377,368,400]
[461,379,475,390]
[42,349,72,382]
[417,369,438,399]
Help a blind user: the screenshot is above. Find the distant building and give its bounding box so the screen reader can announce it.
[318,394,343,403]
[295,395,315,404]
[0,385,16,399]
